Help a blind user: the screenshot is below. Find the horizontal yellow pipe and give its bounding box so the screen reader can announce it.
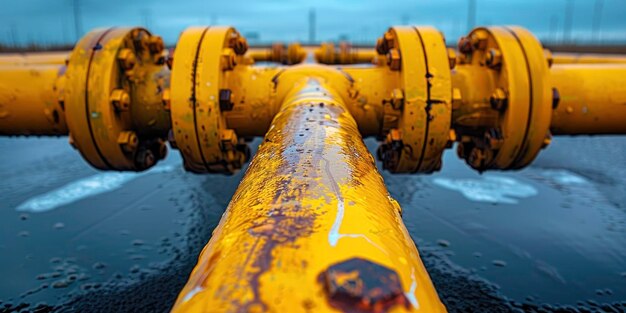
[0,51,69,66]
[0,64,67,135]
[172,76,445,312]
[552,52,626,65]
[550,64,626,135]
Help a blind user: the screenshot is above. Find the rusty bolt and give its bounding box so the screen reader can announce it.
[147,36,165,55]
[135,147,156,170]
[484,128,504,149]
[162,88,171,111]
[452,88,463,110]
[458,36,473,54]
[490,88,508,112]
[221,48,237,71]
[117,131,139,153]
[471,30,489,50]
[485,48,502,68]
[320,258,409,312]
[219,89,234,111]
[387,49,401,71]
[110,89,131,111]
[376,37,389,55]
[117,48,136,70]
[468,147,491,170]
[231,36,249,55]
[389,88,404,110]
[447,48,457,69]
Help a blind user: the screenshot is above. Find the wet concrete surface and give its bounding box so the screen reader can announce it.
[0,136,625,312]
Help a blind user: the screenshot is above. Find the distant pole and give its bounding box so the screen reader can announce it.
[72,0,83,41]
[549,15,559,44]
[141,9,152,29]
[467,0,476,32]
[308,8,316,44]
[563,0,574,44]
[10,24,18,47]
[592,0,604,42]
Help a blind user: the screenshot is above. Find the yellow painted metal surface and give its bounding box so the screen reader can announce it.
[452,26,551,171]
[170,26,250,174]
[552,52,626,65]
[172,76,445,313]
[0,51,69,66]
[550,64,626,135]
[0,64,67,135]
[314,42,377,65]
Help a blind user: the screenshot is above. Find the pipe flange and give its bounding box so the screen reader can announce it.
[377,26,452,173]
[457,26,551,171]
[170,26,250,174]
[65,27,168,171]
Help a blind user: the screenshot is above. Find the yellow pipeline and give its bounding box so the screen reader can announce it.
[552,52,626,65]
[550,64,626,135]
[0,64,67,135]
[172,72,445,313]
[0,51,69,66]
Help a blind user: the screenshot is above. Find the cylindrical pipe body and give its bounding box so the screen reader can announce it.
[552,53,626,65]
[173,76,445,312]
[0,51,69,66]
[550,64,626,135]
[0,64,68,135]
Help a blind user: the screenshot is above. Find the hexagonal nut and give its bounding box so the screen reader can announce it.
[390,88,404,110]
[147,36,165,55]
[117,48,137,70]
[134,147,156,171]
[221,48,237,71]
[490,88,508,112]
[231,36,249,55]
[387,49,401,71]
[376,37,389,55]
[320,258,409,312]
[485,48,502,68]
[457,36,473,54]
[162,88,171,111]
[110,89,131,111]
[471,30,489,50]
[220,129,237,150]
[117,131,138,153]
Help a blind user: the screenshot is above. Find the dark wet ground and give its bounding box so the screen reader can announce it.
[0,136,624,313]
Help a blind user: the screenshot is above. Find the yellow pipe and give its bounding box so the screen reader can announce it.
[552,52,626,65]
[315,42,377,64]
[0,64,67,135]
[550,64,626,135]
[172,74,445,312]
[0,51,69,66]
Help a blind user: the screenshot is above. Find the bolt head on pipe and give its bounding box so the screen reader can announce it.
[490,88,508,112]
[117,131,139,154]
[387,49,401,71]
[117,48,137,70]
[110,89,131,111]
[485,49,502,68]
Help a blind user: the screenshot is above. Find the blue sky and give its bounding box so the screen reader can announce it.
[1,0,625,46]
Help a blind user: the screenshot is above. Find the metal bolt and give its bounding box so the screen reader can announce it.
[389,88,404,110]
[110,89,130,111]
[490,88,508,112]
[135,147,156,170]
[485,49,502,68]
[162,88,171,111]
[147,36,165,55]
[117,48,136,70]
[471,30,488,50]
[231,36,248,55]
[458,36,473,54]
[117,131,138,153]
[387,49,401,71]
[219,89,234,111]
[447,48,457,69]
[221,48,237,71]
